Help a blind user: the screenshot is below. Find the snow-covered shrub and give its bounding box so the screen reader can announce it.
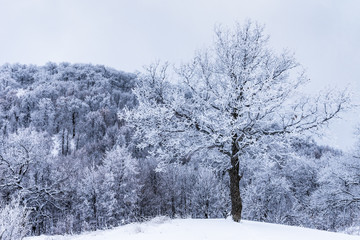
[191,168,229,219]
[0,198,30,240]
[343,225,360,235]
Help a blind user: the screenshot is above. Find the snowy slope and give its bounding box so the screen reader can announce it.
[26,217,360,240]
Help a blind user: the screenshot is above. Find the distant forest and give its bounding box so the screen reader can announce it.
[0,62,359,238]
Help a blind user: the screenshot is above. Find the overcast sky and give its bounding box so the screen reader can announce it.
[0,0,359,150]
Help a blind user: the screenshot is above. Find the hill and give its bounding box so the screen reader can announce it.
[25,218,360,240]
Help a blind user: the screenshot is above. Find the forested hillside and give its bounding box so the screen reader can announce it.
[0,62,136,156]
[0,63,138,236]
[0,62,359,239]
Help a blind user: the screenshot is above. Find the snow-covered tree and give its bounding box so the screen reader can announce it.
[79,165,109,230]
[0,129,70,235]
[242,153,298,224]
[191,167,229,219]
[310,151,360,230]
[0,198,30,240]
[31,98,55,132]
[127,21,349,222]
[102,146,141,223]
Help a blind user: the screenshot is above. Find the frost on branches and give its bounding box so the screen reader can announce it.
[126,21,348,222]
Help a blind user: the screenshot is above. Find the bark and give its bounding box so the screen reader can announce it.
[229,133,242,222]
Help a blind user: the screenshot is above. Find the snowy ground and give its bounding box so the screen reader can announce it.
[25,217,360,240]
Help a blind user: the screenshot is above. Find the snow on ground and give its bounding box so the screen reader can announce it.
[26,217,360,240]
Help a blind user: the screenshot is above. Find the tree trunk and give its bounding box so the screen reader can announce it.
[72,112,76,138]
[229,134,242,222]
[61,129,65,155]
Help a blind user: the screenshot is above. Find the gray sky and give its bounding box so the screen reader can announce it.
[0,0,359,150]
